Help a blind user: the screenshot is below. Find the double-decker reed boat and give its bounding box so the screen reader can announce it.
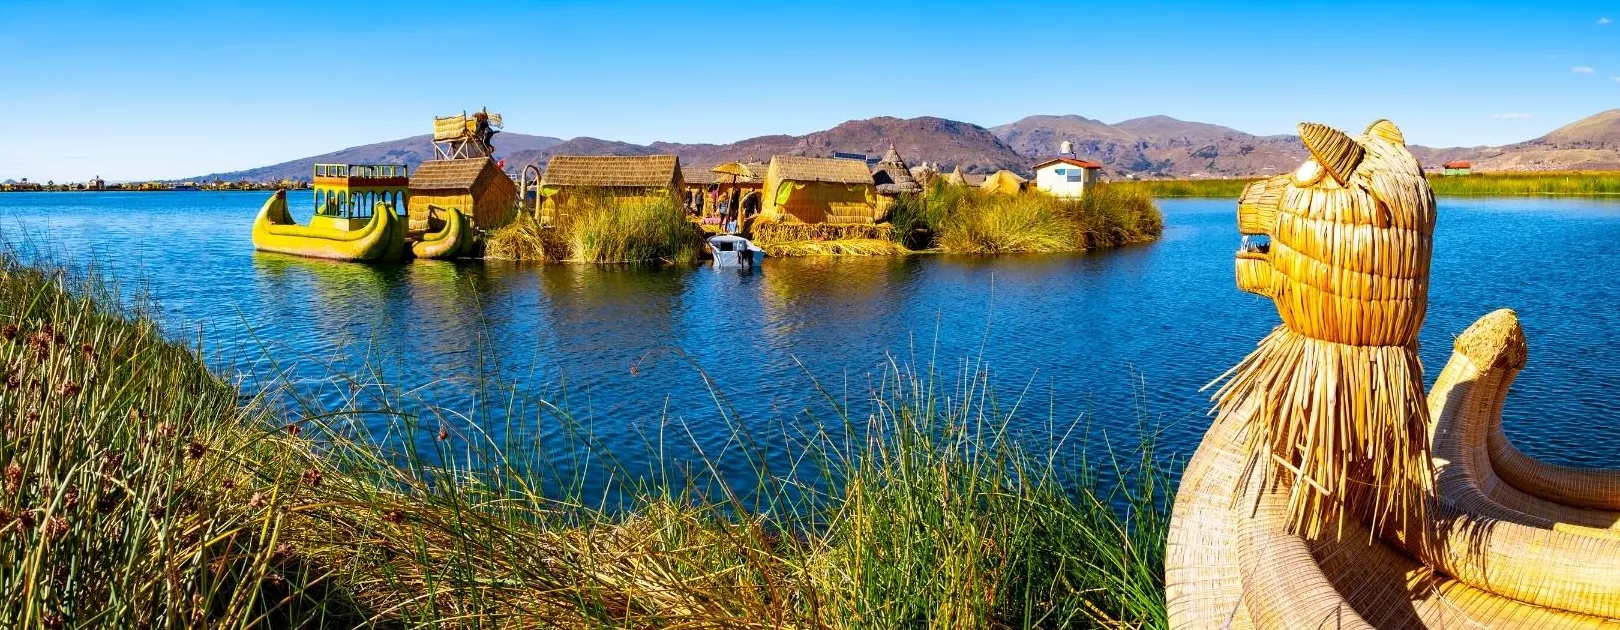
[252,163,408,261]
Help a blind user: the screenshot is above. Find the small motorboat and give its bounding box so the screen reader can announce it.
[707,235,763,268]
[411,206,475,260]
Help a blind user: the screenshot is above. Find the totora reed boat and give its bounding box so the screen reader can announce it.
[410,206,475,259]
[252,164,408,261]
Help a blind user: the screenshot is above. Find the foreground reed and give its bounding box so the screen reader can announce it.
[0,255,1172,628]
[486,192,702,263]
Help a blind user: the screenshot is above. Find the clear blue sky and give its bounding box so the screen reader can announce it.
[2,0,1616,181]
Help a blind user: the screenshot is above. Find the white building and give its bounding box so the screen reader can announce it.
[1032,157,1104,199]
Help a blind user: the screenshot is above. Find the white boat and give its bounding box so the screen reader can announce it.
[707,235,763,268]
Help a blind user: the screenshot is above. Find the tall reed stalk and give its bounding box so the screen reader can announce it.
[486,191,701,264]
[0,254,1172,628]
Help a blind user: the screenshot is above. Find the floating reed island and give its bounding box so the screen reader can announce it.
[1166,119,1620,628]
[244,108,1163,265]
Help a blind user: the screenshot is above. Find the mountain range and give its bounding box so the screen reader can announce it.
[189,109,1620,182]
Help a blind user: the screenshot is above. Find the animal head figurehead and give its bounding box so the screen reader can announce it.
[1235,120,1435,346]
[1214,120,1436,537]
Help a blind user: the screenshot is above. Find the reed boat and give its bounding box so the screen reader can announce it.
[1166,119,1620,629]
[251,164,409,262]
[411,206,475,259]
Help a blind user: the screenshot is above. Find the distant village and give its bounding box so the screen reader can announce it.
[0,176,310,192]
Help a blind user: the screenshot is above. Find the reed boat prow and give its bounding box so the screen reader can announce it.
[411,206,473,260]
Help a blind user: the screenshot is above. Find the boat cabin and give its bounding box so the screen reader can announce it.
[312,163,409,231]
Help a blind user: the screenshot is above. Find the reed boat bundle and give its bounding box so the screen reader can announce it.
[1167,120,1620,629]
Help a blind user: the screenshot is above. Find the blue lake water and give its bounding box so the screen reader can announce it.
[1,191,1617,484]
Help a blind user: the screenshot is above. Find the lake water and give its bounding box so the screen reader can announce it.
[2,191,1617,484]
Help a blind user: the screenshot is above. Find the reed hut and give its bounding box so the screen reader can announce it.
[870,145,922,219]
[540,155,683,220]
[980,170,1028,195]
[407,157,518,230]
[762,155,876,224]
[940,165,967,187]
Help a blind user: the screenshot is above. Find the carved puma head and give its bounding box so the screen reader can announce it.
[1234,120,1436,347]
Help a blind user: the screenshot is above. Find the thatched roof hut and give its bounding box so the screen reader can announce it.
[538,155,683,219]
[541,155,682,190]
[762,156,876,224]
[681,166,718,187]
[940,165,967,186]
[871,145,923,195]
[980,170,1027,195]
[408,157,518,229]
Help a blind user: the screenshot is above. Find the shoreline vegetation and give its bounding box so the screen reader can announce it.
[0,255,1171,628]
[1113,170,1620,198]
[485,182,1164,263]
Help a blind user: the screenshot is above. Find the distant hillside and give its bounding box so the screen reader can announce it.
[191,109,1620,182]
[501,117,1024,175]
[1440,109,1620,171]
[190,133,563,182]
[992,115,1308,178]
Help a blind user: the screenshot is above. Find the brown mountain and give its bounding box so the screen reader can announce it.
[1424,109,1620,171]
[195,109,1620,183]
[992,115,1309,178]
[500,116,1025,175]
[190,133,562,183]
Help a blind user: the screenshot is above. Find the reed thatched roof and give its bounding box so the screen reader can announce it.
[411,158,502,191]
[542,155,682,188]
[872,145,922,195]
[682,166,717,186]
[769,155,874,185]
[1032,157,1105,171]
[712,162,769,184]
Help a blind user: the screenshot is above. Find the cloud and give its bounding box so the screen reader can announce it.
[1600,16,1612,25]
[1491,113,1534,120]
[1572,66,1596,74]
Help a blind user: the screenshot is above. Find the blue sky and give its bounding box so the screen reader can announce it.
[1,0,1616,181]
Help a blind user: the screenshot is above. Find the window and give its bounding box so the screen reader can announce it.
[1053,168,1067,176]
[1067,171,1083,183]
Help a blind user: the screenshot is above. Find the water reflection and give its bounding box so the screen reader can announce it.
[0,192,1617,483]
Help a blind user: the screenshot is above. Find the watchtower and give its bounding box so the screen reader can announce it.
[431,108,503,160]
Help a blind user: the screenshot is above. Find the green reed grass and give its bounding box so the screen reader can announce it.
[1107,179,1255,198]
[486,192,702,264]
[918,184,1163,254]
[1426,171,1620,195]
[1111,171,1620,199]
[0,254,1173,628]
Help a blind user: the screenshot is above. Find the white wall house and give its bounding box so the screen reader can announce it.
[1032,157,1104,199]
